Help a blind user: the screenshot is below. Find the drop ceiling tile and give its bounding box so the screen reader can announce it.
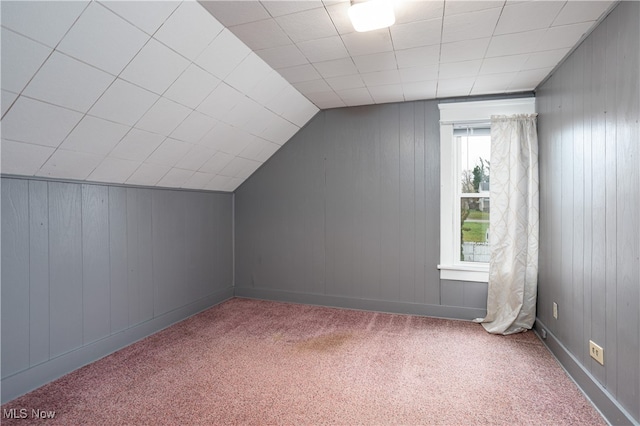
[552,1,613,26]
[1,28,52,94]
[196,29,252,80]
[325,2,355,35]
[126,163,171,186]
[439,60,482,79]
[275,7,337,43]
[224,97,264,129]
[2,97,83,147]
[89,78,159,126]
[239,137,275,162]
[361,69,401,87]
[204,174,234,192]
[269,88,318,127]
[157,168,194,187]
[293,79,332,94]
[38,149,103,180]
[436,77,475,98]
[538,22,592,51]
[228,18,292,50]
[135,97,192,136]
[59,115,129,156]
[171,112,218,144]
[395,45,440,68]
[199,1,270,27]
[1,1,88,48]
[260,116,300,144]
[326,74,365,91]
[57,2,149,75]
[200,123,251,155]
[120,38,190,95]
[305,90,346,109]
[146,138,193,167]
[1,90,19,117]
[495,1,565,35]
[248,71,291,105]
[110,128,165,162]
[485,29,545,58]
[399,65,439,83]
[442,7,501,43]
[23,52,114,113]
[0,140,55,176]
[262,1,323,17]
[313,57,358,78]
[353,52,398,73]
[395,1,444,24]
[256,44,309,69]
[277,64,322,84]
[298,36,350,63]
[479,54,529,75]
[441,37,492,63]
[88,157,140,183]
[175,144,218,171]
[336,87,373,107]
[390,19,441,50]
[199,151,234,174]
[99,1,180,35]
[182,171,216,190]
[237,104,277,136]
[225,53,273,94]
[342,30,394,56]
[368,84,405,104]
[163,64,220,109]
[154,1,223,61]
[402,80,437,101]
[197,83,244,121]
[219,156,261,179]
[521,48,570,71]
[471,72,518,95]
[509,67,554,91]
[444,1,505,16]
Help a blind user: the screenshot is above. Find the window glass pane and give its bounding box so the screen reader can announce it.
[459,133,490,194]
[460,197,490,262]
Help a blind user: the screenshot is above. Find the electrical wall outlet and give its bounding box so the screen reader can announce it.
[589,340,604,365]
[553,302,558,319]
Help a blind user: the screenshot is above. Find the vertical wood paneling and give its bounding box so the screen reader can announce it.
[379,104,401,301]
[414,101,427,304]
[48,182,83,358]
[423,101,441,305]
[28,180,49,366]
[614,2,640,417]
[1,179,30,376]
[109,186,129,333]
[127,188,154,324]
[399,103,416,303]
[537,2,639,421]
[152,190,187,314]
[82,185,111,344]
[604,10,619,394]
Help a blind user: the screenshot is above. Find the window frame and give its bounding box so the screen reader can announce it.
[438,98,536,283]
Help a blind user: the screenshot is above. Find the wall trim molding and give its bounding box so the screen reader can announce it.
[234,287,486,321]
[1,287,234,404]
[534,318,638,426]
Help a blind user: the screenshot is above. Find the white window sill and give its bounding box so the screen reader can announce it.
[438,264,489,283]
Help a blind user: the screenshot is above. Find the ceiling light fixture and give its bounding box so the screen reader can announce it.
[348,0,396,32]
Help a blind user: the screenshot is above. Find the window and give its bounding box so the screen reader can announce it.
[438,98,535,282]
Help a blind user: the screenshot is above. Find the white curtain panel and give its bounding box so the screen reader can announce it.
[476,114,539,335]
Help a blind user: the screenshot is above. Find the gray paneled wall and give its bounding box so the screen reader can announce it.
[235,100,487,319]
[1,177,233,402]
[536,1,640,423]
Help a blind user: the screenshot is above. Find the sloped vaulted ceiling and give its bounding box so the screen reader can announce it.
[1,1,318,192]
[0,1,615,192]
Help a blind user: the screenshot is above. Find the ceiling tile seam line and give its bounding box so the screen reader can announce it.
[434,0,449,96]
